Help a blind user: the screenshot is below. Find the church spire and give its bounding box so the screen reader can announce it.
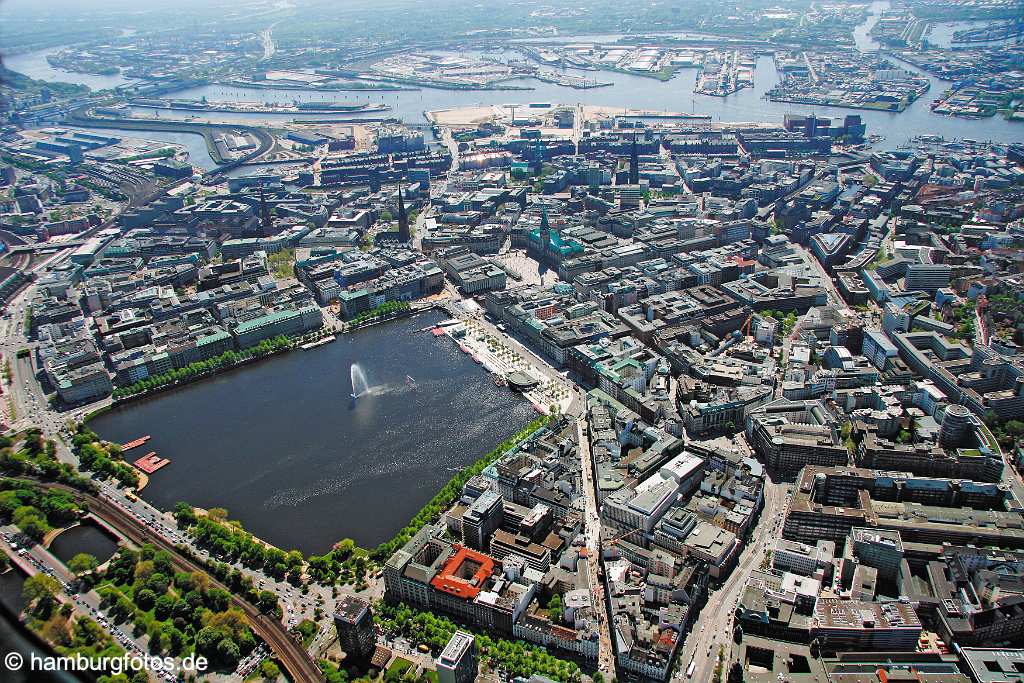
[629,130,639,185]
[397,183,410,243]
[540,207,551,254]
[258,182,273,235]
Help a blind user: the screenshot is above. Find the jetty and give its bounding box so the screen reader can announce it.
[300,335,335,350]
[120,435,151,451]
[133,452,171,474]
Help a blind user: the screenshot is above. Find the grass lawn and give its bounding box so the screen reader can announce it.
[386,657,414,679]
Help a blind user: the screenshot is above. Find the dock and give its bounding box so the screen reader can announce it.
[299,335,335,350]
[133,451,171,474]
[120,435,151,451]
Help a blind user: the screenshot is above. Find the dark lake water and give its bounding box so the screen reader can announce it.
[89,312,534,554]
[48,524,119,566]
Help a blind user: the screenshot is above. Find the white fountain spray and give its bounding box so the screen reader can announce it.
[350,363,370,400]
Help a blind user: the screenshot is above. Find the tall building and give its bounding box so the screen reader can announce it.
[436,631,477,683]
[334,596,376,664]
[462,489,503,550]
[939,404,972,448]
[539,209,552,258]
[397,185,411,243]
[258,183,273,236]
[904,264,952,292]
[629,130,639,185]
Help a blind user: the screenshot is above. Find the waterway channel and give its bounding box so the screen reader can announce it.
[64,126,216,172]
[6,1,1019,173]
[90,312,534,554]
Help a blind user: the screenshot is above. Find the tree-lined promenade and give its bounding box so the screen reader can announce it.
[112,335,292,399]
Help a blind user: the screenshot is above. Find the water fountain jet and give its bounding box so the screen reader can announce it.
[350,363,370,399]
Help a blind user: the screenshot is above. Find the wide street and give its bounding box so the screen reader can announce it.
[673,478,791,682]
[576,417,615,677]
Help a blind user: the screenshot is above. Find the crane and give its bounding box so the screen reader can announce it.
[741,312,753,338]
[606,527,645,548]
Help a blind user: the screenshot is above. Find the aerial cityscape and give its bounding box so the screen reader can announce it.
[0,0,1022,681]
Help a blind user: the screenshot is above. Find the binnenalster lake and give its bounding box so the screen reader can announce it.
[89,312,535,554]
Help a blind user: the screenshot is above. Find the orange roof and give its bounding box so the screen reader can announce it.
[430,545,496,600]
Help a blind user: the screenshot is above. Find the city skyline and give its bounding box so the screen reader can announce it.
[0,1,1022,682]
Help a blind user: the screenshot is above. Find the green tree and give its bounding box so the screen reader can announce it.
[256,590,280,615]
[259,659,281,679]
[68,552,99,575]
[216,637,241,666]
[135,588,157,610]
[548,593,563,622]
[12,505,49,540]
[23,573,60,616]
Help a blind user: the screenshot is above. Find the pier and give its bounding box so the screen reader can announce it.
[133,451,171,474]
[120,435,151,451]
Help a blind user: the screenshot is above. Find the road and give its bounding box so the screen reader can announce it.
[576,417,615,676]
[672,478,790,682]
[799,242,846,310]
[975,301,989,347]
[0,524,180,681]
[35,482,325,683]
[1,249,88,445]
[442,128,460,174]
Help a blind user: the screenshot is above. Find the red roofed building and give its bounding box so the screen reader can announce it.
[430,545,497,600]
[731,255,757,275]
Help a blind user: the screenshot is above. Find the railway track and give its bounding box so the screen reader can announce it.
[38,482,324,682]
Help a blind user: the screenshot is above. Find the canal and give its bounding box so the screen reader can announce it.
[64,127,217,171]
[82,1,1024,148]
[89,312,535,554]
[5,0,1019,175]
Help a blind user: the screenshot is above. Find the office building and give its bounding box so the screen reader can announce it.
[335,596,376,664]
[436,631,477,683]
[462,489,504,551]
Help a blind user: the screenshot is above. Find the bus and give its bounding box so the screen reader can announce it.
[686,659,696,678]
